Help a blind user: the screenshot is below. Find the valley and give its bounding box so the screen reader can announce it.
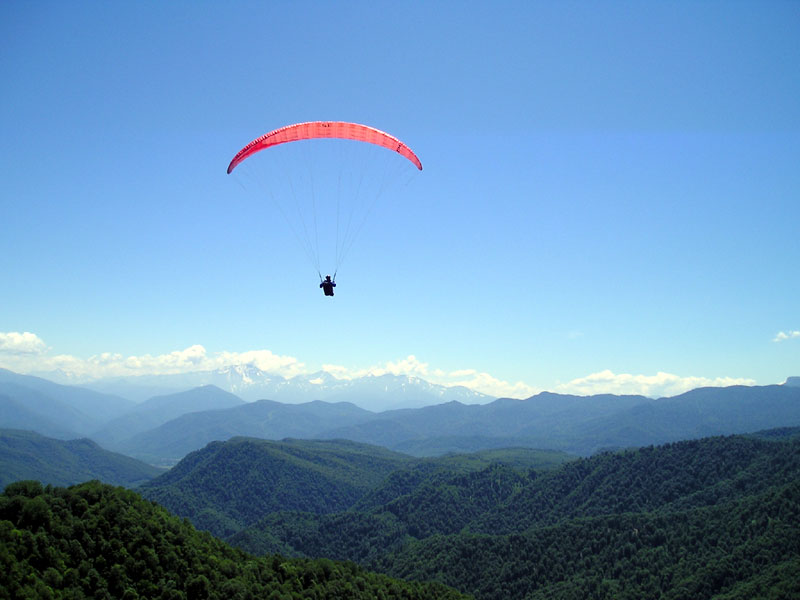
[2,367,800,598]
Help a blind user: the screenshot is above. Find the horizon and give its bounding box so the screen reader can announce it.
[2,347,795,404]
[2,3,798,403]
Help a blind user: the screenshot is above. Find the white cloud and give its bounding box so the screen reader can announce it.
[321,355,430,380]
[211,349,305,376]
[0,332,758,400]
[446,370,537,399]
[0,331,47,355]
[555,369,755,398]
[773,330,800,342]
[0,332,305,381]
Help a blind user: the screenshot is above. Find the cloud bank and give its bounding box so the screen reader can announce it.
[554,369,755,398]
[0,331,757,399]
[0,333,305,382]
[774,330,800,342]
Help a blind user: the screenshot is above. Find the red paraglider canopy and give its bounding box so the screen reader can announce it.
[227,121,423,174]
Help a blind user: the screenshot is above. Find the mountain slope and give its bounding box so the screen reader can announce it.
[317,385,800,455]
[139,437,413,538]
[379,479,800,600]
[468,434,800,535]
[225,433,800,600]
[0,392,81,440]
[0,480,468,600]
[227,435,799,558]
[116,398,375,463]
[571,384,800,452]
[0,368,134,427]
[316,393,652,451]
[92,385,245,447]
[0,428,163,488]
[109,383,800,463]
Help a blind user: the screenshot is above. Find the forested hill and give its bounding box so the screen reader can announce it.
[0,480,469,600]
[382,478,800,600]
[0,428,162,489]
[139,437,571,539]
[225,433,800,600]
[466,434,800,534]
[231,434,800,553]
[138,437,414,538]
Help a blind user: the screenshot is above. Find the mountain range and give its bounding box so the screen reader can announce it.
[4,360,800,598]
[107,383,800,463]
[3,366,800,466]
[91,385,246,448]
[0,368,134,439]
[137,430,800,600]
[35,364,492,408]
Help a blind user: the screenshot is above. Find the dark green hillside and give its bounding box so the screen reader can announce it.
[0,429,162,488]
[437,446,574,469]
[225,432,800,599]
[231,453,568,561]
[233,463,533,562]
[355,447,572,511]
[393,435,579,457]
[379,480,800,600]
[139,437,412,538]
[381,463,529,538]
[130,428,800,600]
[0,480,469,600]
[469,435,800,535]
[748,426,800,442]
[235,435,800,558]
[231,509,410,563]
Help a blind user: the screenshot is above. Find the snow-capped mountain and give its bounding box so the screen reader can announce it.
[43,365,493,410]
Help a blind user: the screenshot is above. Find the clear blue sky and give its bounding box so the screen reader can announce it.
[2,1,798,398]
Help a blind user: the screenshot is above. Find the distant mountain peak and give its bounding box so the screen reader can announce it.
[68,365,494,410]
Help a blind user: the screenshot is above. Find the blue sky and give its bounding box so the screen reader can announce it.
[2,1,798,399]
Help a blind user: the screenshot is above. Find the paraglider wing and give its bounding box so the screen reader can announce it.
[227,121,423,174]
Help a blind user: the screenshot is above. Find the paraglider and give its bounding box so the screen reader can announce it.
[320,275,336,297]
[227,121,423,175]
[227,122,422,297]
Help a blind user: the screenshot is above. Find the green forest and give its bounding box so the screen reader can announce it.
[3,432,800,599]
[142,433,800,599]
[137,438,569,539]
[0,429,163,489]
[0,480,468,600]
